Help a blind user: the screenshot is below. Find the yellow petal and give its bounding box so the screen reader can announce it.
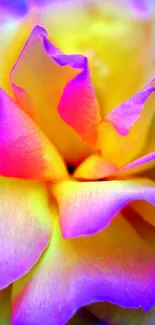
[38,1,154,115]
[0,9,39,94]
[11,25,91,165]
[73,154,117,180]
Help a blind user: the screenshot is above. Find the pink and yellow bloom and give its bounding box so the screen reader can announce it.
[0,1,155,324]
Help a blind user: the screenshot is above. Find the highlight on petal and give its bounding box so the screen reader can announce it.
[105,79,155,136]
[73,154,117,180]
[12,212,155,325]
[52,178,155,238]
[0,89,67,181]
[0,285,12,324]
[87,302,155,325]
[10,25,94,165]
[0,177,52,289]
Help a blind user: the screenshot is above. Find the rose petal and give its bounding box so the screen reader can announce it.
[57,56,101,148]
[0,177,52,289]
[0,89,67,180]
[105,79,155,136]
[98,81,155,167]
[11,25,93,165]
[52,178,155,238]
[38,0,154,118]
[116,152,155,176]
[0,285,12,324]
[12,213,155,325]
[73,155,117,180]
[0,10,38,93]
[87,302,155,325]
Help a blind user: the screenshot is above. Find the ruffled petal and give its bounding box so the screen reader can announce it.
[87,302,155,325]
[73,155,117,180]
[12,212,155,325]
[38,0,154,116]
[0,89,67,181]
[11,25,93,165]
[0,285,12,324]
[0,176,52,289]
[52,178,155,238]
[98,80,155,167]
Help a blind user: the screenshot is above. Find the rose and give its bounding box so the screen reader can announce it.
[0,1,155,325]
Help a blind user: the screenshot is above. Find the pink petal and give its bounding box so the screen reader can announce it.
[52,178,155,238]
[0,89,67,180]
[0,177,52,289]
[57,56,101,148]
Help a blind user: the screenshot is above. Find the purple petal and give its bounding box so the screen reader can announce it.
[105,79,155,136]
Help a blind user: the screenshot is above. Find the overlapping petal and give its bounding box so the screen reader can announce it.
[52,178,155,238]
[0,177,52,289]
[11,25,95,165]
[73,150,155,182]
[38,0,154,116]
[73,155,117,180]
[10,23,155,170]
[12,213,155,325]
[0,89,67,180]
[57,65,155,169]
[98,82,155,167]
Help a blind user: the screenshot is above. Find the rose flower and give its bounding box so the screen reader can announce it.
[0,1,155,325]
